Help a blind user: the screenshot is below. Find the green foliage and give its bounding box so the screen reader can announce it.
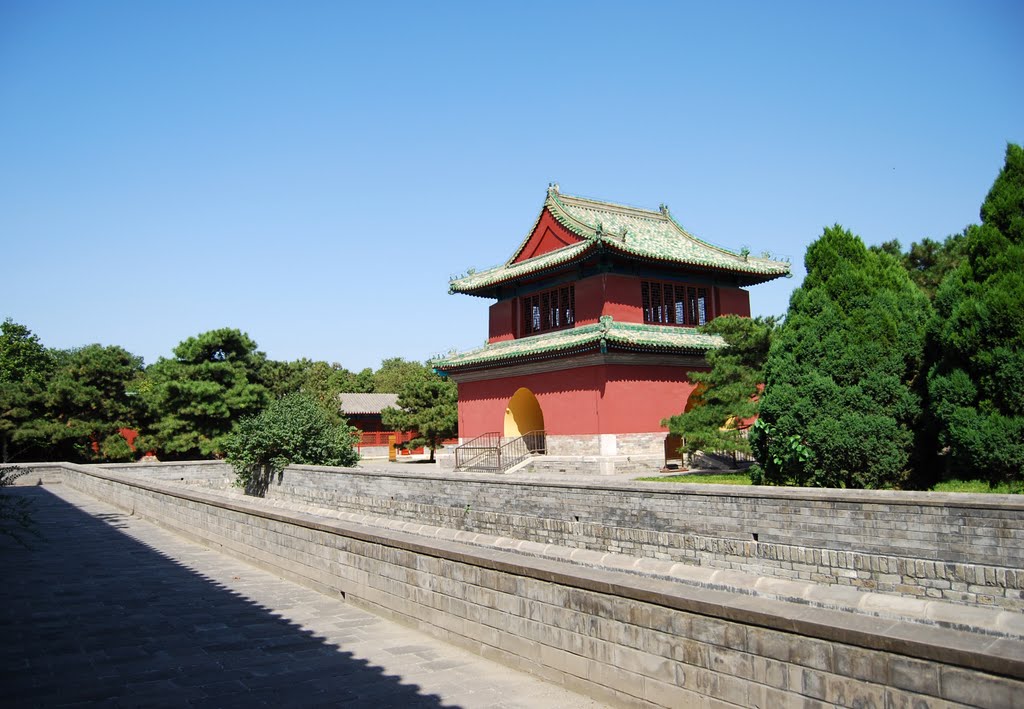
[752,225,931,488]
[0,319,52,383]
[0,320,54,462]
[373,357,428,394]
[381,365,458,462]
[930,478,1023,494]
[141,328,270,459]
[260,358,372,423]
[40,344,144,462]
[224,393,359,494]
[635,472,752,485]
[872,233,967,300]
[663,315,776,458]
[927,144,1024,486]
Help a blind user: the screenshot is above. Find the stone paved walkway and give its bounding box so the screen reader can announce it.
[1,485,606,708]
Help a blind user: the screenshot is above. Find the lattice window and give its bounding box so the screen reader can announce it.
[523,284,574,335]
[642,281,709,326]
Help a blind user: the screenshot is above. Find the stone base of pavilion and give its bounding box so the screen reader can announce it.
[439,432,672,475]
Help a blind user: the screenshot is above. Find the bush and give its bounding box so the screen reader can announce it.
[224,393,359,495]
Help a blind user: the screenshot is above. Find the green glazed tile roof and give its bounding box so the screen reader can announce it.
[433,316,723,371]
[450,186,790,294]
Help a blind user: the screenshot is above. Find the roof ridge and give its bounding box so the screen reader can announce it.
[556,192,669,221]
[546,189,604,238]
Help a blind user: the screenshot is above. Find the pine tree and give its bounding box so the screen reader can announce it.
[663,315,776,462]
[140,328,270,458]
[381,365,457,462]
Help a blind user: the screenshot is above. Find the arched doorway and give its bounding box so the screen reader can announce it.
[504,387,544,439]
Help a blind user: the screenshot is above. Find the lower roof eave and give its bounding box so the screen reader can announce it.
[435,345,713,382]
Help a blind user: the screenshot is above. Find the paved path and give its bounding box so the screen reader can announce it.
[1,485,606,708]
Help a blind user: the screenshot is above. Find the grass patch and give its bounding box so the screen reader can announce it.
[636,472,752,485]
[931,479,1023,494]
[636,472,1021,493]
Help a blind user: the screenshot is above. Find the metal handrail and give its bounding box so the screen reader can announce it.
[454,430,546,472]
[454,432,501,470]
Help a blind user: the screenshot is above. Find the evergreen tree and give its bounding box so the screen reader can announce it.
[141,328,269,459]
[381,365,457,462]
[663,315,776,461]
[751,225,931,488]
[260,358,369,422]
[41,344,144,462]
[0,319,53,462]
[872,232,968,300]
[373,357,427,394]
[927,144,1024,486]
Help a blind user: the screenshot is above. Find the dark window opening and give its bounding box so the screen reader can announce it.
[642,281,709,326]
[523,285,575,335]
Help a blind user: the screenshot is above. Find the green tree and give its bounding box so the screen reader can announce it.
[662,315,776,462]
[261,358,374,422]
[872,232,968,300]
[341,367,376,394]
[224,392,359,495]
[141,328,269,459]
[381,365,457,462]
[0,320,53,462]
[41,344,144,462]
[373,357,426,394]
[751,225,931,488]
[927,144,1024,486]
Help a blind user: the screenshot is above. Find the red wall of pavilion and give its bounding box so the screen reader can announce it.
[494,275,750,340]
[715,286,751,317]
[575,274,643,325]
[488,299,515,342]
[456,363,707,438]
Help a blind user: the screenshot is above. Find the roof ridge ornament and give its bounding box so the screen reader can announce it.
[659,203,670,216]
[547,182,560,195]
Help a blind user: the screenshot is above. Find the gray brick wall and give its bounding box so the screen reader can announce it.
[54,462,1024,709]
[254,465,1024,610]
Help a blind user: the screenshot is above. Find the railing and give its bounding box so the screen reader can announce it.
[358,430,418,446]
[454,430,546,472]
[496,430,546,471]
[454,432,502,471]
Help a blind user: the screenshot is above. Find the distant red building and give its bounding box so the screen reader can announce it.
[339,393,422,455]
[434,185,788,471]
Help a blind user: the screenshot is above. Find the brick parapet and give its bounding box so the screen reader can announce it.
[49,462,1024,708]
[259,464,1024,608]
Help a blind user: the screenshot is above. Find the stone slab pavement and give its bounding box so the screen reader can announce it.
[0,484,607,708]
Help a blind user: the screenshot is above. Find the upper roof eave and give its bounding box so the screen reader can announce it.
[448,186,790,296]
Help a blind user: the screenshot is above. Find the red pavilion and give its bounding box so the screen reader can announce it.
[434,185,789,473]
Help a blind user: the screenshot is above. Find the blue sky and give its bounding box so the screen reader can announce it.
[2,1,1021,370]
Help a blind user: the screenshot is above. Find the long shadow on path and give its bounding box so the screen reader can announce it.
[0,485,450,708]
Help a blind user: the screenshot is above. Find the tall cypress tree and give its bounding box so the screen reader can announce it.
[751,225,931,488]
[927,144,1024,486]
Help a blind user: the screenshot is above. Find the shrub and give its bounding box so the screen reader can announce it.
[224,393,359,495]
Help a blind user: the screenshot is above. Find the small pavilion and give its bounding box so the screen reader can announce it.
[433,185,789,472]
